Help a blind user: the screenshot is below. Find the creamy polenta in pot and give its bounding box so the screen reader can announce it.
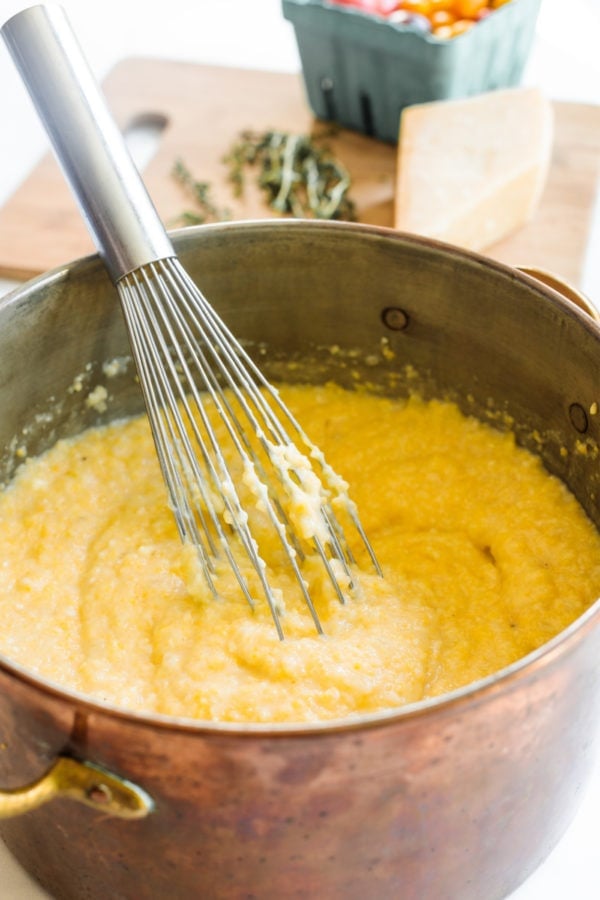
[1,382,599,723]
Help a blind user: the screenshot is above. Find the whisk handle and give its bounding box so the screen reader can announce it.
[2,4,174,282]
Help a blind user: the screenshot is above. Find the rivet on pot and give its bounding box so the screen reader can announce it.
[569,403,589,434]
[382,307,410,331]
[86,783,113,805]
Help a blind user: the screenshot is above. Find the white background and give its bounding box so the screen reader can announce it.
[0,1,599,897]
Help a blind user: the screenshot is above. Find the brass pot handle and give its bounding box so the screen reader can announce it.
[0,756,153,820]
[517,267,599,321]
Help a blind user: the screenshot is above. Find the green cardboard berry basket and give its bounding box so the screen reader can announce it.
[282,0,542,143]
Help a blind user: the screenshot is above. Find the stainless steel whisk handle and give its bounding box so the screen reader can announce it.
[2,3,174,283]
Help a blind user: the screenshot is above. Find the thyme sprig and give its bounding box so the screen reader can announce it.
[170,128,356,225]
[170,158,231,225]
[223,128,356,221]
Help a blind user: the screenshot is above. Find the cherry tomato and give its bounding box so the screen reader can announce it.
[328,0,513,39]
[399,0,434,14]
[450,17,475,34]
[430,9,456,27]
[453,0,488,17]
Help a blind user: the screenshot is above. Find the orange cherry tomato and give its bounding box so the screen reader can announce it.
[432,23,454,38]
[430,10,456,27]
[399,0,434,14]
[450,17,476,34]
[429,0,455,10]
[329,0,513,39]
[453,0,489,18]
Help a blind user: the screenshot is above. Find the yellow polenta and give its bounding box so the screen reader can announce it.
[0,383,599,724]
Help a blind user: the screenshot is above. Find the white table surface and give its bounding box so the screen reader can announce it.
[0,0,599,897]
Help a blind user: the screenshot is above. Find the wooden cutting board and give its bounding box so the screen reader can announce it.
[0,57,598,286]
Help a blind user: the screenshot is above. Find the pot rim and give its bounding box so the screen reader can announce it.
[2,217,598,326]
[1,217,599,737]
[177,218,600,325]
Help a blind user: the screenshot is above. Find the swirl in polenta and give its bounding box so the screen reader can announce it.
[1,383,599,723]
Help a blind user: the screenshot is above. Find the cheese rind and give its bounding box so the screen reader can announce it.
[394,88,554,251]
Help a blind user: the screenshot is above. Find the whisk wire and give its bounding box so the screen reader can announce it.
[118,274,220,572]
[155,259,376,590]
[164,262,370,574]
[119,262,333,638]
[120,267,276,619]
[170,261,382,580]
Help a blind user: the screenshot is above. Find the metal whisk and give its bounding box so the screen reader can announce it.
[3,4,381,637]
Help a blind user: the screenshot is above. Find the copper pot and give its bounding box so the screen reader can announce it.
[0,220,599,900]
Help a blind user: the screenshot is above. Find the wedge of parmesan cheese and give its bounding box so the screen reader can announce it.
[394,88,554,252]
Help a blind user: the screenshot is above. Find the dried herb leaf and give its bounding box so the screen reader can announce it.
[170,158,230,225]
[223,128,356,221]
